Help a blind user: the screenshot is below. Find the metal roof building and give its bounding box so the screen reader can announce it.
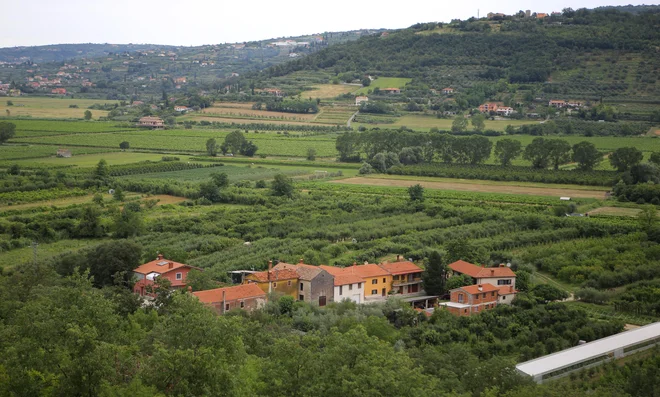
[516,322,660,383]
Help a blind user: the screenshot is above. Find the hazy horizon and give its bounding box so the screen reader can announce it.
[0,0,654,48]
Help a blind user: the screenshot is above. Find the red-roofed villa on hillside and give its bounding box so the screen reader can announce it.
[448,260,517,289]
[243,261,299,298]
[440,283,499,316]
[133,254,200,296]
[193,284,266,314]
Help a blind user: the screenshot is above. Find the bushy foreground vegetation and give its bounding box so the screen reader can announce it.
[0,266,628,397]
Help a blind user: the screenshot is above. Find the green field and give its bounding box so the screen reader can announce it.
[11,131,339,157]
[8,119,136,137]
[0,144,113,162]
[124,163,357,182]
[354,77,412,95]
[354,114,538,131]
[1,97,120,119]
[11,152,168,168]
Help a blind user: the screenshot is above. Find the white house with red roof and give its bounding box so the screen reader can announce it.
[320,265,365,304]
[133,254,200,296]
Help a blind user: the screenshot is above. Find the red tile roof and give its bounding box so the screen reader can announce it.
[133,256,189,275]
[448,260,516,278]
[459,284,499,295]
[193,284,266,303]
[350,264,390,278]
[249,269,298,282]
[498,286,517,295]
[319,265,344,276]
[379,261,422,275]
[333,273,365,286]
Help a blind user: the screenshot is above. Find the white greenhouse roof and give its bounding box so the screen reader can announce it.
[439,301,470,309]
[516,322,660,377]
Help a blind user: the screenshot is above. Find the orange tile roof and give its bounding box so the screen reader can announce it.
[319,265,344,276]
[193,284,266,303]
[333,273,365,286]
[498,286,517,295]
[249,269,298,282]
[351,263,390,278]
[379,261,422,275]
[133,257,189,275]
[448,260,516,278]
[459,284,499,295]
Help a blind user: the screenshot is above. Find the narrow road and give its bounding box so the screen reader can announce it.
[347,110,359,128]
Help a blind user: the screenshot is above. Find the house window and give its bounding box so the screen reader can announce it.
[475,306,479,312]
[393,275,399,280]
[299,294,304,301]
[382,278,386,283]
[502,296,506,300]
[225,303,230,311]
[287,280,291,286]
[358,283,362,289]
[240,301,244,308]
[497,279,512,285]
[300,283,304,291]
[371,289,377,295]
[482,293,486,298]
[372,279,377,285]
[491,292,495,297]
[176,272,182,280]
[339,286,343,295]
[273,282,277,288]
[458,294,464,303]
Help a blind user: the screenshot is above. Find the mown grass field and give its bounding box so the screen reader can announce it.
[1,97,119,119]
[8,119,136,137]
[299,84,358,98]
[354,77,412,95]
[333,177,608,199]
[124,164,312,182]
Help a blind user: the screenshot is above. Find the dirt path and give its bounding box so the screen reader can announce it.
[332,177,608,199]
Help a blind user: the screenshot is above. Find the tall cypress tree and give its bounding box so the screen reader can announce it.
[422,251,447,296]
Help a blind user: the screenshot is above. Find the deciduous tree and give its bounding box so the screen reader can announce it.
[610,147,643,172]
[494,139,522,166]
[0,121,16,144]
[572,141,601,171]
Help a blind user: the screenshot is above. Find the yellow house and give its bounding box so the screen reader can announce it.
[244,264,299,298]
[350,263,392,299]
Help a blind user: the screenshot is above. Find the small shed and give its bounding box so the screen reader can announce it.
[56,149,72,158]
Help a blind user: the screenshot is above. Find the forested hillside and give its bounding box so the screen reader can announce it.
[256,8,660,100]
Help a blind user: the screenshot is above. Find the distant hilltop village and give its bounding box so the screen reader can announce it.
[486,10,562,19]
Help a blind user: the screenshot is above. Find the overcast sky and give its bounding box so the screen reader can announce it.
[0,0,651,48]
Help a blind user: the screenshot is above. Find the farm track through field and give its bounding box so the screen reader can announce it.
[331,177,608,199]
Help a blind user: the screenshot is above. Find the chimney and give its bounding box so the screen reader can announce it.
[396,255,401,261]
[477,284,483,291]
[268,260,273,271]
[353,262,357,267]
[222,290,226,314]
[299,258,304,264]
[499,264,505,267]
[490,269,494,275]
[364,261,368,265]
[169,262,173,269]
[157,253,164,260]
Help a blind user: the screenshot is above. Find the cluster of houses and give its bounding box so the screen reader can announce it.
[478,102,515,116]
[548,99,584,109]
[132,255,517,316]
